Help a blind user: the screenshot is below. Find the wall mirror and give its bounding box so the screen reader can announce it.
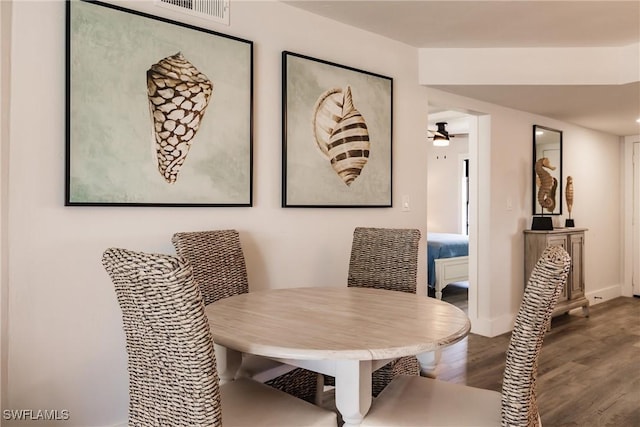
[532,125,562,215]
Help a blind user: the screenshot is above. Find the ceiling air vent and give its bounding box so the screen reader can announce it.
[156,0,230,25]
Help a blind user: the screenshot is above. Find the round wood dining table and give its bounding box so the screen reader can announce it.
[205,287,470,427]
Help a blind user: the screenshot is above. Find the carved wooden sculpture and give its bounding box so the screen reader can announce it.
[566,176,574,218]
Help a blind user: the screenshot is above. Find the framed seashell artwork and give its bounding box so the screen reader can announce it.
[66,0,253,206]
[282,51,392,207]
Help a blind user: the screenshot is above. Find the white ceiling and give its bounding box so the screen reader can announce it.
[283,0,640,137]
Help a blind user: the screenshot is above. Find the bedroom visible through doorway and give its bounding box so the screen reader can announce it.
[426,110,472,310]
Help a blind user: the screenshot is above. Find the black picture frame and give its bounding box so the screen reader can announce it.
[282,51,392,208]
[66,0,253,206]
[532,124,563,215]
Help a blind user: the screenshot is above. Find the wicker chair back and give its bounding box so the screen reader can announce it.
[348,227,421,294]
[172,230,248,306]
[501,245,571,426]
[171,229,318,402]
[103,248,222,427]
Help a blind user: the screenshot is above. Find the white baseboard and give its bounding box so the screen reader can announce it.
[487,313,516,337]
[585,284,621,307]
[469,313,515,338]
[471,285,623,337]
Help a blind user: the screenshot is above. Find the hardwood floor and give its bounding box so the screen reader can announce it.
[436,296,640,426]
[441,281,469,313]
[323,296,639,426]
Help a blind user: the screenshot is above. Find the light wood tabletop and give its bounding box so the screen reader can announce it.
[206,287,470,427]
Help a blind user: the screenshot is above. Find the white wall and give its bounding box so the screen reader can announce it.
[4,1,428,425]
[0,0,12,415]
[427,88,622,336]
[426,136,469,233]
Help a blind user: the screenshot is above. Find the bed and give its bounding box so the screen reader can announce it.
[427,233,469,300]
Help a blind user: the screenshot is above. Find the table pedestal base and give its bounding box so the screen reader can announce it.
[334,360,372,427]
[417,350,441,378]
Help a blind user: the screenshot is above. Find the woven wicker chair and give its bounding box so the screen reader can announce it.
[103,247,337,427]
[171,230,318,402]
[361,245,571,427]
[324,227,422,397]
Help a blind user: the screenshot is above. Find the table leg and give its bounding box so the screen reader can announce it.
[314,373,325,406]
[416,350,441,378]
[214,343,242,384]
[334,360,372,427]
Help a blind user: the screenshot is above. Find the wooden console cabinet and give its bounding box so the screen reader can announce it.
[524,228,589,318]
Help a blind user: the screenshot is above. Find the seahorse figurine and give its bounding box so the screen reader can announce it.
[535,157,557,212]
[566,176,574,218]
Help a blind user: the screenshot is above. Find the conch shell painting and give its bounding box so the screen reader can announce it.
[566,176,574,218]
[312,85,370,186]
[535,157,558,212]
[147,52,213,183]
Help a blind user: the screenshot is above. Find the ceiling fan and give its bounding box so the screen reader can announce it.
[427,122,455,146]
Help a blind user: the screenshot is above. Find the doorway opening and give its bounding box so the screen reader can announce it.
[461,157,470,236]
[426,108,492,336]
[426,110,472,311]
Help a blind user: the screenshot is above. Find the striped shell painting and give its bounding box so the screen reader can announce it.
[312,85,370,186]
[147,52,213,184]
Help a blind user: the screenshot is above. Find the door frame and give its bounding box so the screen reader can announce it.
[622,136,640,296]
[633,141,640,296]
